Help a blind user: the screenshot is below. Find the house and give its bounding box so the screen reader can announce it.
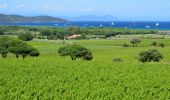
[67,34,81,39]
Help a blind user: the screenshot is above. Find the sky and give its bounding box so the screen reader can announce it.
[0,0,169,21]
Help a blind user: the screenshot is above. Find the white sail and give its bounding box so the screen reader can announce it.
[111,22,114,26]
[156,22,159,26]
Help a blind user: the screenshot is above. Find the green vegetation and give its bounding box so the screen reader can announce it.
[0,14,67,22]
[138,49,163,63]
[0,36,40,59]
[18,32,34,41]
[151,41,158,46]
[58,44,93,61]
[130,38,141,47]
[0,26,161,41]
[0,27,170,99]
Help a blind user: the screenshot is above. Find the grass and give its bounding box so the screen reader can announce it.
[0,38,170,99]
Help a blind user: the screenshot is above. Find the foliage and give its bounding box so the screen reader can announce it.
[130,38,141,47]
[0,36,13,58]
[58,44,93,61]
[151,41,157,46]
[29,49,40,57]
[8,39,35,58]
[0,30,4,35]
[122,43,129,47]
[138,49,163,62]
[112,58,124,62]
[18,32,34,41]
[0,36,39,59]
[82,50,93,60]
[159,43,165,47]
[0,26,159,41]
[105,32,118,38]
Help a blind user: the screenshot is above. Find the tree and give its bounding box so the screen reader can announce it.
[18,32,34,41]
[130,38,141,47]
[8,39,35,58]
[58,44,93,61]
[0,36,13,58]
[138,49,163,63]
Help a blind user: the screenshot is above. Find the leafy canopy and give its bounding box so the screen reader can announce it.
[138,49,163,63]
[58,44,93,61]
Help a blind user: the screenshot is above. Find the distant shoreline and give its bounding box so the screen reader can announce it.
[0,21,170,30]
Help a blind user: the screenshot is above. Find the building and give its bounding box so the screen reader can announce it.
[67,34,81,39]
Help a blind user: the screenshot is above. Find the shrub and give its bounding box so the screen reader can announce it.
[159,43,165,47]
[0,30,4,35]
[29,49,40,57]
[138,49,163,63]
[18,32,34,41]
[112,58,123,62]
[130,38,141,47]
[0,36,13,58]
[83,51,93,61]
[122,43,129,47]
[58,44,93,61]
[151,41,157,46]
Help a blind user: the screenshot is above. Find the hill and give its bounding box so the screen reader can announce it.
[63,15,117,21]
[0,14,67,22]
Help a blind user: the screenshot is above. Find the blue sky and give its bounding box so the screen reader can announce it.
[0,0,169,21]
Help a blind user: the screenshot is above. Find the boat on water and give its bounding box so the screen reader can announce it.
[156,22,159,26]
[111,22,114,26]
[145,25,150,28]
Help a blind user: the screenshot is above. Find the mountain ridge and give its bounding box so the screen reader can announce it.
[62,15,117,21]
[0,14,68,22]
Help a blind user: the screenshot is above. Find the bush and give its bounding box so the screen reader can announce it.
[122,43,129,47]
[138,49,163,63]
[159,43,165,47]
[58,44,93,61]
[83,51,93,61]
[18,32,34,41]
[0,36,13,58]
[130,38,141,47]
[0,30,4,35]
[29,49,40,57]
[151,41,157,46]
[112,58,123,62]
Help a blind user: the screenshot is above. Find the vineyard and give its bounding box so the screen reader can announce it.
[0,38,170,99]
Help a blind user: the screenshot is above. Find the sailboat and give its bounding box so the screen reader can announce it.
[100,24,103,27]
[156,22,159,29]
[111,22,114,26]
[156,22,159,26]
[145,25,150,28]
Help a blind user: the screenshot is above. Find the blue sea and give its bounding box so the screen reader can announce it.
[0,21,170,30]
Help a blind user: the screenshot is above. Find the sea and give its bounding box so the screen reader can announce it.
[0,21,170,30]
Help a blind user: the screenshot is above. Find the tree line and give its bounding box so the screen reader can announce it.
[0,26,159,40]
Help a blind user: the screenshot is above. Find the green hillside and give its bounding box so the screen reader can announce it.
[0,14,67,22]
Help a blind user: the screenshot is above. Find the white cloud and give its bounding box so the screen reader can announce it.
[0,3,8,8]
